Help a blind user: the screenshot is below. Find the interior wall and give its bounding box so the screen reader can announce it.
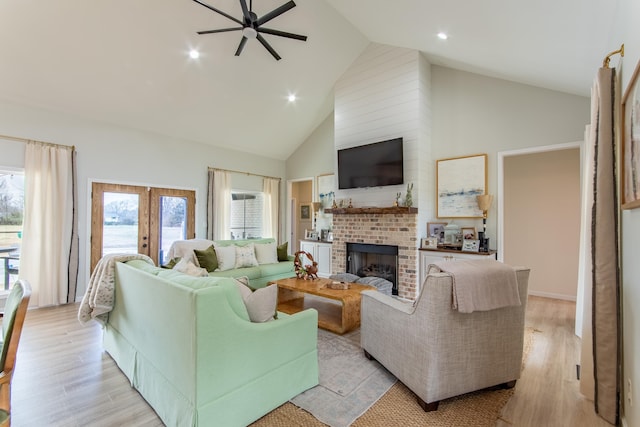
[333,43,423,209]
[503,148,581,299]
[617,1,640,425]
[431,66,590,244]
[0,99,286,300]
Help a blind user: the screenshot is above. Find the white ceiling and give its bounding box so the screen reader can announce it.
[0,0,618,160]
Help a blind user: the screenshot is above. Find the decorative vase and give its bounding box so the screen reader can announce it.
[405,183,413,208]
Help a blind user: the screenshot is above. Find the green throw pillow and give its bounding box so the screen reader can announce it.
[194,245,219,272]
[277,242,289,261]
[161,257,181,269]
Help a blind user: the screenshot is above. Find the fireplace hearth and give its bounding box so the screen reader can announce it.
[346,243,398,295]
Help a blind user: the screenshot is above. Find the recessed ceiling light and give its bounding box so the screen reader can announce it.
[288,94,297,103]
[189,49,200,59]
[437,32,448,40]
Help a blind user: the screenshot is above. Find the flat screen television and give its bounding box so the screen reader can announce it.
[337,137,404,189]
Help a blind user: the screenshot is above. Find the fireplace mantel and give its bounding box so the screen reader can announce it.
[325,207,417,215]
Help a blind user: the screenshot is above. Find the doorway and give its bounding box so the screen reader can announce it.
[90,182,195,271]
[498,142,582,301]
[287,178,313,253]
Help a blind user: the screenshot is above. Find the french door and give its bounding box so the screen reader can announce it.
[90,183,195,271]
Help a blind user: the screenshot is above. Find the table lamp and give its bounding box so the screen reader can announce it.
[476,194,493,252]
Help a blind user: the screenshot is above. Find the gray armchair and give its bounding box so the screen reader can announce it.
[361,265,529,411]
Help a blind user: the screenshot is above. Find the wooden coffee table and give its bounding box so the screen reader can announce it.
[269,277,375,334]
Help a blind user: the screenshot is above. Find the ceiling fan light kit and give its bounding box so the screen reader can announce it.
[192,0,308,60]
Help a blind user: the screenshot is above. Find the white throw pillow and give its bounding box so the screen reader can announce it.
[234,277,277,322]
[235,243,259,268]
[214,244,237,271]
[172,258,209,277]
[254,241,278,265]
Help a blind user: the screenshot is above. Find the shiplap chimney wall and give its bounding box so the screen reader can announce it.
[332,43,433,297]
[333,43,433,227]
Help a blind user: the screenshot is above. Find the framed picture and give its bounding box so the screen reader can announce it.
[436,154,487,218]
[427,222,447,244]
[421,237,439,249]
[317,173,335,208]
[461,226,477,240]
[622,59,640,210]
[462,239,480,252]
[300,204,311,219]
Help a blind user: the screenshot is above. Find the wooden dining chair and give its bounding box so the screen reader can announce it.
[0,280,31,426]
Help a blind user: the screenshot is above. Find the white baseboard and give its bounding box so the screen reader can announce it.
[528,290,576,302]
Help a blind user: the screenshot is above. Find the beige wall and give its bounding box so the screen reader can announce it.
[503,148,580,299]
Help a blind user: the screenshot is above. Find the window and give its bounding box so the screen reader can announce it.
[0,171,23,290]
[230,191,263,239]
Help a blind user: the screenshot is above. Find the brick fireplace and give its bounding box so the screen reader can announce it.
[329,207,419,300]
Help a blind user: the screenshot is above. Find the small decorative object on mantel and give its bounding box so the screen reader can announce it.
[348,198,353,208]
[294,251,318,280]
[394,192,401,207]
[327,281,351,290]
[405,183,414,208]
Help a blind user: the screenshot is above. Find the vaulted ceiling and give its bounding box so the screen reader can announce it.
[0,0,618,160]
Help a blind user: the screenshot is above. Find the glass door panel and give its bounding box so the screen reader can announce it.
[158,196,188,264]
[102,192,140,256]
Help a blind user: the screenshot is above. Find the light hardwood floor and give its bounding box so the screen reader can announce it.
[10,297,612,426]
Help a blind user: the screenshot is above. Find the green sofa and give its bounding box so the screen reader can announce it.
[165,238,294,289]
[103,259,319,426]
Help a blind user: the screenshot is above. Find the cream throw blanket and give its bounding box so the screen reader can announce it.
[430,260,520,313]
[78,253,154,325]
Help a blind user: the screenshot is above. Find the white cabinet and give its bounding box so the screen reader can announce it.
[299,240,332,278]
[419,249,496,290]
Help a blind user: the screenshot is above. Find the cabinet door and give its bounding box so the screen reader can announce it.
[316,243,332,278]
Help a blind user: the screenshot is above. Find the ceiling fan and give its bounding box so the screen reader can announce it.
[192,0,307,61]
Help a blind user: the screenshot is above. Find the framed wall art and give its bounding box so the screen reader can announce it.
[300,204,311,220]
[317,173,335,208]
[436,154,487,218]
[622,59,640,210]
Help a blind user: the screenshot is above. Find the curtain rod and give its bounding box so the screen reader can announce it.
[0,133,75,150]
[209,167,281,182]
[603,44,624,68]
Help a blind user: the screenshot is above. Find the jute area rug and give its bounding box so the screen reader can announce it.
[251,327,535,427]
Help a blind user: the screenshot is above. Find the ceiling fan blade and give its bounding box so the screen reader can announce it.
[239,0,251,21]
[256,34,281,60]
[235,36,249,56]
[197,27,242,35]
[256,1,296,26]
[258,27,307,41]
[192,0,243,25]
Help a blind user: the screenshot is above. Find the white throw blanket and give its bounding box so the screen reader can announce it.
[430,260,521,313]
[78,253,154,325]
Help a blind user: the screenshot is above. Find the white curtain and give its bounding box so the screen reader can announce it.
[20,142,77,307]
[208,169,231,240]
[262,177,280,239]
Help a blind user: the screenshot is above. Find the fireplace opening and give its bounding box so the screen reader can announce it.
[346,243,398,295]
